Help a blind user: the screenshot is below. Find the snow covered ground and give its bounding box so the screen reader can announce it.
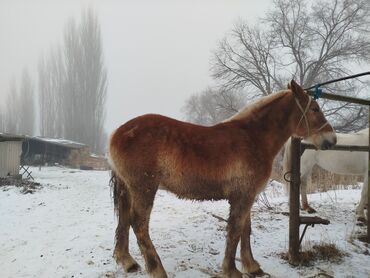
[0,167,369,278]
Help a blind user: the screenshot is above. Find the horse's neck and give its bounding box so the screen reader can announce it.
[242,97,296,158]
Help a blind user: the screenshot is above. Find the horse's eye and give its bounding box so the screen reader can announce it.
[311,107,320,112]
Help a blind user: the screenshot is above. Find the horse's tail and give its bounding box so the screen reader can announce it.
[282,138,292,195]
[110,170,130,217]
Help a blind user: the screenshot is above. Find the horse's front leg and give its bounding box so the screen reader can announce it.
[356,179,368,222]
[222,196,254,278]
[301,174,316,213]
[240,213,263,275]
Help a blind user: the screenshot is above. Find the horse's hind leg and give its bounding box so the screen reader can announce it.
[130,186,167,278]
[240,213,262,275]
[113,177,140,272]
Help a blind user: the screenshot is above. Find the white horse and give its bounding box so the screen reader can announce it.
[283,128,368,221]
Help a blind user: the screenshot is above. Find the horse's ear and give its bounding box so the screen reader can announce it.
[287,82,291,89]
[289,79,303,96]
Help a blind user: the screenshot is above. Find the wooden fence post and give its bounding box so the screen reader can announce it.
[289,137,301,264]
[368,108,370,242]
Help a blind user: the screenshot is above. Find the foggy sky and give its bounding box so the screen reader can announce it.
[0,0,271,134]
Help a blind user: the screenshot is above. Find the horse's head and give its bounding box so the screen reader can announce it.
[288,80,337,150]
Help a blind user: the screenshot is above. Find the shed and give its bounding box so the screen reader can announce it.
[22,136,89,167]
[0,133,25,178]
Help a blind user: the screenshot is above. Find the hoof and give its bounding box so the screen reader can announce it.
[249,268,265,277]
[115,251,141,273]
[222,267,243,278]
[149,268,168,278]
[357,216,366,223]
[307,207,317,214]
[356,217,366,226]
[125,261,141,273]
[302,206,316,214]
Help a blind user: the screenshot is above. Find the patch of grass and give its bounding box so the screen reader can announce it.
[280,242,347,266]
[0,177,42,194]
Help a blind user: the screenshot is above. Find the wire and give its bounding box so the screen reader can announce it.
[305,71,370,91]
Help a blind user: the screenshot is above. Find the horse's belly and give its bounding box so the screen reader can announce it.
[317,151,367,175]
[159,178,228,201]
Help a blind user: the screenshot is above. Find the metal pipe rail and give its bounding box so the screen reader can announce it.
[305,90,370,106]
[301,143,369,152]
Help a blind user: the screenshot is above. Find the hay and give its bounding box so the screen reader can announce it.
[280,243,346,266]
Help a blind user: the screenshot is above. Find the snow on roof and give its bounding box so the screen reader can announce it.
[0,133,87,149]
[27,136,88,149]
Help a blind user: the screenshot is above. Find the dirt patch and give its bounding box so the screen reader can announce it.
[0,177,42,194]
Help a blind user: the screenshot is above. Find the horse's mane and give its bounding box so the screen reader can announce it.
[223,90,289,122]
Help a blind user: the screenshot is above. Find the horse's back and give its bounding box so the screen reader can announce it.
[109,114,252,164]
[109,114,235,157]
[109,113,235,174]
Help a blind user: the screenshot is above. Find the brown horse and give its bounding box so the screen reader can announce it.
[109,80,336,278]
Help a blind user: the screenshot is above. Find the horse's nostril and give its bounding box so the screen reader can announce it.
[321,140,334,150]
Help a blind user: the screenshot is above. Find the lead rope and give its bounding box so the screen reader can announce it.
[295,96,330,137]
[295,96,312,137]
[316,121,329,132]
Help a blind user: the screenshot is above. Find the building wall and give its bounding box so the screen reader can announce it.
[67,148,108,170]
[0,141,23,177]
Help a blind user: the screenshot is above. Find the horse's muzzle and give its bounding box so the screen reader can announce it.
[320,138,336,150]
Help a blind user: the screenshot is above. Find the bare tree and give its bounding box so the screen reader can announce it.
[38,46,64,137]
[212,0,370,132]
[62,18,81,142]
[4,79,20,134]
[18,69,35,135]
[38,7,108,153]
[78,8,107,153]
[0,109,4,132]
[212,23,280,96]
[183,87,247,125]
[62,8,107,153]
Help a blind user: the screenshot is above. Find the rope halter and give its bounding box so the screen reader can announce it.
[294,95,329,138]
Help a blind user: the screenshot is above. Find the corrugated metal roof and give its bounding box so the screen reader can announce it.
[0,133,87,149]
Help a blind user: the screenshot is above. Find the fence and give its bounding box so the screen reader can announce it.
[288,87,370,264]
